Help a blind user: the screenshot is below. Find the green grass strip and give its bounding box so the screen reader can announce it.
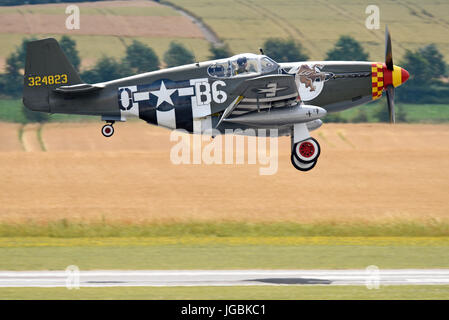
[0,221,449,238]
[2,286,449,300]
[36,124,46,152]
[17,124,25,151]
[1,236,449,248]
[2,242,449,270]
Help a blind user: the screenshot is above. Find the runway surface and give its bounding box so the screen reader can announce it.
[1,269,449,287]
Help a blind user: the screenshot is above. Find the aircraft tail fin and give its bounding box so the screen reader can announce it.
[23,38,83,112]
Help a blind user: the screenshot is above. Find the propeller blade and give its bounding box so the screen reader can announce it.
[385,25,394,71]
[386,85,395,123]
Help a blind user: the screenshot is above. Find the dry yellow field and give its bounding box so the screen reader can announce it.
[0,123,22,152]
[0,1,209,71]
[0,122,448,224]
[0,1,202,38]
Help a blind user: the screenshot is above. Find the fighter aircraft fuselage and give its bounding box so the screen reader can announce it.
[44,60,377,134]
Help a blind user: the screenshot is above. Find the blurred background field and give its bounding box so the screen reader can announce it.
[167,0,449,63]
[0,33,210,69]
[0,123,448,224]
[0,1,211,71]
[1,0,449,69]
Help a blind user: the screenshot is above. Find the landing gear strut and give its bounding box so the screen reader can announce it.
[290,123,320,172]
[101,121,115,138]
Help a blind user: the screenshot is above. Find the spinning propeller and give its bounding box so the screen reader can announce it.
[383,26,409,123]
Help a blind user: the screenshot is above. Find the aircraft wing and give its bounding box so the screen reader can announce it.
[218,74,298,126]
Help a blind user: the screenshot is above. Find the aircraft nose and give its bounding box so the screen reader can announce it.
[382,64,410,88]
[401,67,409,84]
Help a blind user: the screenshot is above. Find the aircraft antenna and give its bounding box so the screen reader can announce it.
[187,43,200,67]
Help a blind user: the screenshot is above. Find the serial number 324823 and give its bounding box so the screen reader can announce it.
[28,74,68,87]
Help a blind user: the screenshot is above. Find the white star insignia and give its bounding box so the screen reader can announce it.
[151,81,176,107]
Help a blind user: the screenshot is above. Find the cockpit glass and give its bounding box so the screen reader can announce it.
[207,54,278,79]
[260,57,278,73]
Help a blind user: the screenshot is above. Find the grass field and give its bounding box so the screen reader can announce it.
[1,235,448,299]
[2,236,449,270]
[1,285,449,300]
[0,99,95,123]
[1,234,448,299]
[337,101,449,123]
[2,222,449,238]
[0,122,448,223]
[168,0,449,63]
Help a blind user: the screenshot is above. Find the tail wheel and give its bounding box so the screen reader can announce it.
[293,137,320,163]
[291,154,317,172]
[102,124,114,137]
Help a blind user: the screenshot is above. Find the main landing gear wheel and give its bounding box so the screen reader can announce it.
[292,137,320,163]
[291,154,317,172]
[101,124,114,137]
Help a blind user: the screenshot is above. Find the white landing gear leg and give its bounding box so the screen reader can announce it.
[290,123,320,171]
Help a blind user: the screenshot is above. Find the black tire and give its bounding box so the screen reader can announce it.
[101,124,114,137]
[292,137,320,163]
[290,154,317,171]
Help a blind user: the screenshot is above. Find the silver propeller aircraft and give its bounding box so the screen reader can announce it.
[23,28,408,171]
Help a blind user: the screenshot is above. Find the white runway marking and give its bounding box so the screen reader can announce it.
[0,269,449,287]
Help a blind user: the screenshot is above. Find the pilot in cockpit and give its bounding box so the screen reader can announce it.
[235,56,258,76]
[235,57,248,75]
[208,55,267,78]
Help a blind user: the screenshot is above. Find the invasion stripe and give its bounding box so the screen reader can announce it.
[139,106,157,125]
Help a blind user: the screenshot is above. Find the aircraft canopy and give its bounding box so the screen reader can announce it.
[207,53,278,78]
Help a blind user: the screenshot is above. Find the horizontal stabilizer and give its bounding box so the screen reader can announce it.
[54,83,105,94]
